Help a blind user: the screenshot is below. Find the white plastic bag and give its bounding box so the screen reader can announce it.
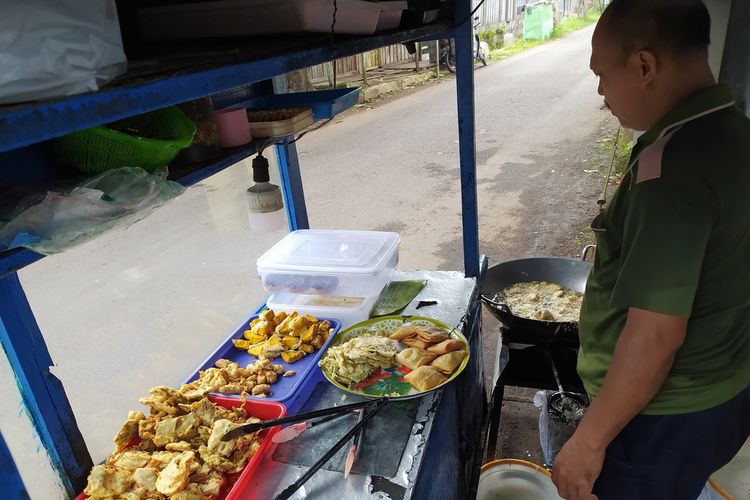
[0,0,127,104]
[534,390,584,466]
[0,168,185,254]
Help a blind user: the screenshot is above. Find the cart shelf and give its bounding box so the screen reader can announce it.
[0,23,451,154]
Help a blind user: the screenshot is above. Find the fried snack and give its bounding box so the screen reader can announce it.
[84,394,263,499]
[396,347,437,370]
[404,366,448,392]
[235,309,333,363]
[83,465,133,497]
[155,451,194,495]
[113,411,145,451]
[319,336,398,387]
[427,338,465,354]
[389,325,424,341]
[414,325,449,344]
[180,358,284,398]
[401,337,431,350]
[430,351,465,375]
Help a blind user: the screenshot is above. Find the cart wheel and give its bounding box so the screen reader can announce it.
[446,54,456,73]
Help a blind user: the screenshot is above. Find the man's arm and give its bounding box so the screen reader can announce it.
[551,307,688,500]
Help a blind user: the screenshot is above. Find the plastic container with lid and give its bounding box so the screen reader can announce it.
[256,229,400,296]
[375,1,408,31]
[139,0,382,39]
[266,292,378,329]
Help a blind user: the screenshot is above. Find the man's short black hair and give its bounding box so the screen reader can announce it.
[601,0,711,57]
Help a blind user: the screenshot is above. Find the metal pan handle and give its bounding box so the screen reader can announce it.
[480,294,512,314]
[580,244,596,262]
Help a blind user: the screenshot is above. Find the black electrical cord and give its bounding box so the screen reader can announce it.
[330,0,338,43]
[255,117,334,155]
[455,0,488,29]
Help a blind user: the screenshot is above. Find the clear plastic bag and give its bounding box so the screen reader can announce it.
[0,168,185,254]
[534,390,585,466]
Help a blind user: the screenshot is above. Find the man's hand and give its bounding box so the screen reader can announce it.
[551,433,603,500]
[550,308,686,499]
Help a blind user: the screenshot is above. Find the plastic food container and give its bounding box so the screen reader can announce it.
[209,397,286,500]
[215,107,252,147]
[175,97,223,164]
[266,292,378,329]
[477,459,562,500]
[375,1,408,31]
[184,313,341,405]
[247,107,314,138]
[257,229,400,296]
[139,0,382,39]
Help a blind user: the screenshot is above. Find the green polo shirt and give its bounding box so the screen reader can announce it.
[578,83,750,415]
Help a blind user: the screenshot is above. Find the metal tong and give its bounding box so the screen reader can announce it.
[274,397,389,500]
[221,398,379,442]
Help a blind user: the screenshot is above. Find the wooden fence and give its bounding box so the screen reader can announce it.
[307,43,416,82]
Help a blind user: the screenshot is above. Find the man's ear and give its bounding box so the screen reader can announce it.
[636,49,658,86]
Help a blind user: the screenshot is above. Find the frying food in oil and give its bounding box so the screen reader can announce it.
[497,281,583,322]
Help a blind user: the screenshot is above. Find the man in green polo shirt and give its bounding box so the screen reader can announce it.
[551,1,750,499]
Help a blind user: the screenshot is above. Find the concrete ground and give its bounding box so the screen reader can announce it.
[11,23,747,499]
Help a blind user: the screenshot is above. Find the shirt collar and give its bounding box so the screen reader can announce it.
[638,83,736,147]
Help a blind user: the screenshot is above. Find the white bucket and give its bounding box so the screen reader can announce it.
[477,459,562,500]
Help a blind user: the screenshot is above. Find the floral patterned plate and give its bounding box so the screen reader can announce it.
[319,315,470,400]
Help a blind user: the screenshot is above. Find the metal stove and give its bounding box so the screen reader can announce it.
[484,323,587,463]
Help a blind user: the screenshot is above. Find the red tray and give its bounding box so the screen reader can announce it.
[76,397,285,500]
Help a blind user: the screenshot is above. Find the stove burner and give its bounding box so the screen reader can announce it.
[500,324,580,347]
[549,392,587,423]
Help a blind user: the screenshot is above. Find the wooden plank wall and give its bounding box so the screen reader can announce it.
[307,43,414,82]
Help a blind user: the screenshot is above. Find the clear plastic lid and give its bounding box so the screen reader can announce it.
[256,230,400,275]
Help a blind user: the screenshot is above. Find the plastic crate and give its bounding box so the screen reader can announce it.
[54,106,196,174]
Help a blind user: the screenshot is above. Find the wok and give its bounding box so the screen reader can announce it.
[480,245,594,339]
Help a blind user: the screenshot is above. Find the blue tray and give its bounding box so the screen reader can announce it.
[229,88,361,120]
[185,312,341,407]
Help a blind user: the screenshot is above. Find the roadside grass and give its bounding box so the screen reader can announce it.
[488,8,602,62]
[597,127,633,179]
[551,8,603,39]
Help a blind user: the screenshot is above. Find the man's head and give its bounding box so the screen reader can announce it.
[591,0,714,131]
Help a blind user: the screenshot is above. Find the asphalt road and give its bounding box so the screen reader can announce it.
[2,24,614,498]
[298,23,610,269]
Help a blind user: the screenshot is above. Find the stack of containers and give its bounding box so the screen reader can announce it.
[257,230,400,328]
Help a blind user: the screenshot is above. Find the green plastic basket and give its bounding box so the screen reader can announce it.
[53,106,196,174]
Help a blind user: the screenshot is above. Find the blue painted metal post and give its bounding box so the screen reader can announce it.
[0,431,29,499]
[274,139,310,230]
[0,273,92,497]
[454,0,481,278]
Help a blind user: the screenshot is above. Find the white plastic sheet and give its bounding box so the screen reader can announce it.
[0,0,127,104]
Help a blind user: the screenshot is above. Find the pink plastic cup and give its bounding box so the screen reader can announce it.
[215,108,252,147]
